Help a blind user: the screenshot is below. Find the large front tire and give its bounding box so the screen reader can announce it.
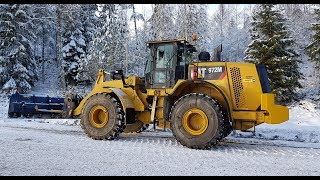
[170,93,225,149]
[81,93,124,140]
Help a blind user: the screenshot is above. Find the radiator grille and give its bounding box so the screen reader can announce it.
[230,67,244,108]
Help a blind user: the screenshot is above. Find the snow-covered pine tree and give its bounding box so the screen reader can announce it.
[130,4,144,36]
[148,4,175,40]
[85,4,115,80]
[213,4,230,47]
[32,4,56,83]
[75,4,99,84]
[207,4,254,62]
[244,4,302,104]
[86,4,130,79]
[306,8,320,71]
[0,4,37,93]
[128,5,147,77]
[175,4,209,50]
[127,24,149,77]
[306,6,320,99]
[210,4,234,61]
[80,4,98,51]
[195,4,210,52]
[110,4,130,72]
[55,4,67,89]
[60,5,86,86]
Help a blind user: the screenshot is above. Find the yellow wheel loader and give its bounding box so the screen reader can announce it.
[8,38,289,149]
[69,39,289,149]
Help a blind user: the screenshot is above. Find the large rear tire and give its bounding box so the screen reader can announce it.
[221,110,232,138]
[81,93,124,140]
[170,93,225,149]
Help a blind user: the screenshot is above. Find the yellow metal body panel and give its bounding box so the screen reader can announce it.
[125,76,149,107]
[232,111,264,130]
[161,62,287,130]
[188,62,233,111]
[232,111,265,122]
[136,111,151,124]
[231,94,288,130]
[261,93,289,124]
[226,62,263,110]
[109,88,135,109]
[147,89,168,96]
[73,70,146,116]
[73,87,113,115]
[155,96,165,123]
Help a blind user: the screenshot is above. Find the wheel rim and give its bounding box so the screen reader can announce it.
[89,105,109,128]
[182,108,208,136]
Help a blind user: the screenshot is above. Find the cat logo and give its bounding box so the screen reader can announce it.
[197,66,226,80]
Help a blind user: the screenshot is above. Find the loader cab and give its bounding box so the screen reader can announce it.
[145,39,196,89]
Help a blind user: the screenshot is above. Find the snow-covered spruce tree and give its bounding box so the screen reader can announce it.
[306,8,320,73]
[85,4,114,81]
[148,4,175,40]
[61,5,86,86]
[306,7,320,99]
[244,4,302,104]
[86,4,130,79]
[175,4,209,51]
[219,5,251,62]
[75,4,99,84]
[32,4,56,82]
[109,4,130,72]
[127,26,149,77]
[0,4,37,93]
[130,4,144,36]
[127,5,147,77]
[80,4,98,51]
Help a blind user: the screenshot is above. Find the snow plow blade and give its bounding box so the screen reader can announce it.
[8,92,65,118]
[7,92,82,118]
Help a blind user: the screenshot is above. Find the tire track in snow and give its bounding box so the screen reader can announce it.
[2,123,320,159]
[120,132,296,158]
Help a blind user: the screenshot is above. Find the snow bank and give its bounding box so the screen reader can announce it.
[234,100,320,143]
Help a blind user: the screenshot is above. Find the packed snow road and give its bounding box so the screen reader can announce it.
[0,120,320,176]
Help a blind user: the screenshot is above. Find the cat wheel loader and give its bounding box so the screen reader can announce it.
[8,38,289,149]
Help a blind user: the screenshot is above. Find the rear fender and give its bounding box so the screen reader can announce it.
[170,80,232,122]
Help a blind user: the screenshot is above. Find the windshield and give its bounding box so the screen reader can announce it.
[156,44,174,68]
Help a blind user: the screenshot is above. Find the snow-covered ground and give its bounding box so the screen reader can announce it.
[1,117,320,176]
[1,88,320,175]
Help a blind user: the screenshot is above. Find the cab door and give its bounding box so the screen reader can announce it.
[148,43,177,89]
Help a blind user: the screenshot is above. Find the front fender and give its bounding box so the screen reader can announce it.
[72,87,135,116]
